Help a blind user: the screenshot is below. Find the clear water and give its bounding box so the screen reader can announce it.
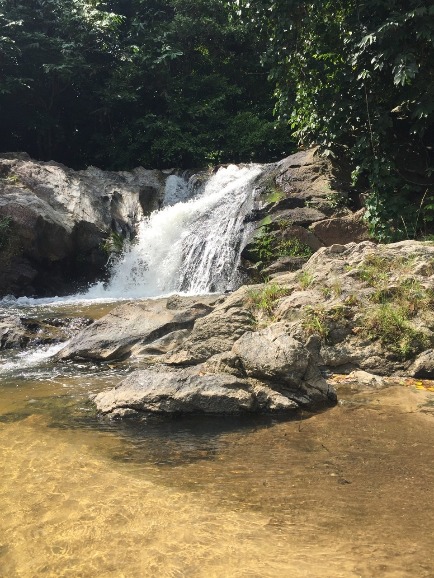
[1,163,434,576]
[1,349,433,577]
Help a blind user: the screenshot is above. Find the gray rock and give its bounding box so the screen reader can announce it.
[95,368,252,415]
[0,315,91,349]
[94,365,300,417]
[0,156,167,296]
[309,209,370,246]
[232,323,336,405]
[163,287,255,365]
[58,295,217,361]
[409,350,434,379]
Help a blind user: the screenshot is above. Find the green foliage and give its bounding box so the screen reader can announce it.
[302,306,330,340]
[101,231,125,255]
[249,223,313,270]
[362,303,430,359]
[351,251,434,357]
[302,304,348,341]
[0,0,292,169]
[247,282,291,318]
[297,270,314,290]
[241,0,434,240]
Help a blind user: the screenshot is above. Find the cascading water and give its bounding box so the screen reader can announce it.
[85,164,263,299]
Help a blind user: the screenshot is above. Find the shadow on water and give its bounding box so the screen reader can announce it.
[0,359,305,468]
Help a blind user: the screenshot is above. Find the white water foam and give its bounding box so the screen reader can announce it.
[0,164,263,307]
[83,164,262,299]
[0,342,67,375]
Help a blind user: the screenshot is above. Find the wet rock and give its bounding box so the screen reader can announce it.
[94,366,299,417]
[0,155,167,296]
[0,315,92,349]
[346,370,386,388]
[57,295,218,362]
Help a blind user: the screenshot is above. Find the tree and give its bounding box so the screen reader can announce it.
[0,0,292,169]
[243,0,434,239]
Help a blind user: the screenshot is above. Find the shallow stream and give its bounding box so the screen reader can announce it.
[1,302,434,577]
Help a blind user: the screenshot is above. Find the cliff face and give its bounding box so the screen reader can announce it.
[0,153,167,296]
[0,148,368,297]
[241,148,369,280]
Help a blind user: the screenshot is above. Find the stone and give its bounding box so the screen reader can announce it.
[0,315,91,349]
[95,367,255,416]
[0,155,167,296]
[309,209,370,246]
[410,350,434,379]
[232,323,336,405]
[346,370,386,388]
[93,365,303,417]
[163,287,255,366]
[57,295,217,361]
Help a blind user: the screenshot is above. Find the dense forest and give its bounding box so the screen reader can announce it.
[1,0,433,240]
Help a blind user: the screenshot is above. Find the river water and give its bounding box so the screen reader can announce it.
[1,166,434,576]
[1,299,434,577]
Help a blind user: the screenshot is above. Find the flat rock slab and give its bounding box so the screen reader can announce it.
[58,295,218,361]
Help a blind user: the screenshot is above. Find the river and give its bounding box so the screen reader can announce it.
[1,165,434,577]
[0,298,433,577]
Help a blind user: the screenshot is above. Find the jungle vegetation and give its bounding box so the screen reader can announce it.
[1,0,433,239]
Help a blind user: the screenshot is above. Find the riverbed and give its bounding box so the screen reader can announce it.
[0,301,434,577]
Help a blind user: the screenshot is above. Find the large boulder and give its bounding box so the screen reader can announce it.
[0,154,168,296]
[94,366,302,417]
[232,323,335,405]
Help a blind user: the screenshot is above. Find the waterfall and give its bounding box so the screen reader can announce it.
[85,164,263,299]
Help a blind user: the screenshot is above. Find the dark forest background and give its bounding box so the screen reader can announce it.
[1,0,433,239]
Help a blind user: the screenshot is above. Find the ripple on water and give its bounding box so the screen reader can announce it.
[1,316,434,577]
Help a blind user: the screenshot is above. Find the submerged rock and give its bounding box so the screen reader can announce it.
[0,315,92,350]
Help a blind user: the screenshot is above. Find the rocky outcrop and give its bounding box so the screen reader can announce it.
[74,239,434,417]
[0,154,169,296]
[0,148,370,296]
[241,148,370,278]
[57,294,218,362]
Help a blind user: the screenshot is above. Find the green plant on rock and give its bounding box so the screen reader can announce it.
[302,306,329,340]
[297,270,314,290]
[362,303,430,359]
[325,191,348,210]
[247,283,292,318]
[302,304,351,342]
[265,186,285,205]
[354,253,417,287]
[101,231,125,255]
[249,223,313,271]
[277,237,313,259]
